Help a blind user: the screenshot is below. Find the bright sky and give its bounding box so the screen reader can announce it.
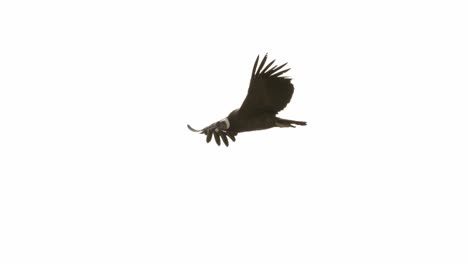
[1,1,467,263]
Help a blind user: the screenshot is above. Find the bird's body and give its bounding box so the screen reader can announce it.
[226,109,276,133]
[188,54,306,146]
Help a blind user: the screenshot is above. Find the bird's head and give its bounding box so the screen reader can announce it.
[187,117,236,146]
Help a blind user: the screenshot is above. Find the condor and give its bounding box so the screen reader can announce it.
[188,54,306,146]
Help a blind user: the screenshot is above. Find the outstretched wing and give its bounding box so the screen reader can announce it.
[239,54,294,116]
[187,124,237,147]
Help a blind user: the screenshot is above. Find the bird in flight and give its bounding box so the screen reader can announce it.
[188,54,306,146]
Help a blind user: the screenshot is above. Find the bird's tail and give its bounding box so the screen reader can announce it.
[275,117,307,128]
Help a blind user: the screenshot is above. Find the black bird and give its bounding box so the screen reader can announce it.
[188,54,306,146]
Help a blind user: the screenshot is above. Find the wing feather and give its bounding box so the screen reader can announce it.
[271,68,291,78]
[239,54,294,115]
[266,62,288,75]
[220,133,229,146]
[260,60,275,74]
[214,133,221,146]
[251,55,259,79]
[256,54,268,75]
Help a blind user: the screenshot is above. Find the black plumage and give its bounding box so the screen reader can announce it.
[188,54,306,146]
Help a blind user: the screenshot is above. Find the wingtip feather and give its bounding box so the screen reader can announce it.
[256,54,268,75]
[251,55,260,78]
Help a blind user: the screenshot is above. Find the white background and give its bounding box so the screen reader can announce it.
[1,1,467,263]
